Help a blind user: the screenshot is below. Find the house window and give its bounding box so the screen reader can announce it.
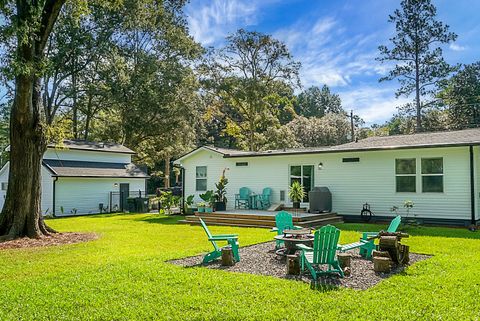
[342,157,360,163]
[395,159,416,192]
[195,166,207,191]
[289,165,314,202]
[1,182,7,191]
[422,158,444,192]
[236,162,248,167]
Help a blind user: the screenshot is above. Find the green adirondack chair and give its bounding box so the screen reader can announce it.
[257,187,272,210]
[235,187,251,209]
[338,215,402,259]
[359,215,402,257]
[271,211,303,249]
[297,225,344,280]
[199,218,240,263]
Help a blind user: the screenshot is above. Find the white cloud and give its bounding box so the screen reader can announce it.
[274,17,387,89]
[186,0,260,46]
[338,86,410,125]
[449,43,466,51]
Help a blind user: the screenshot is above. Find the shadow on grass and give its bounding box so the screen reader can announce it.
[337,223,480,240]
[128,214,184,225]
[310,280,340,292]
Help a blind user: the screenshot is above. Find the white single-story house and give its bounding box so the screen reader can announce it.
[174,128,480,226]
[0,140,149,216]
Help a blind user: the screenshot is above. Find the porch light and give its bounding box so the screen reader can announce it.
[114,183,118,187]
[318,162,324,170]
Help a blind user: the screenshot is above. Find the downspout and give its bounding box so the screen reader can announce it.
[469,146,476,225]
[52,177,58,217]
[181,166,186,214]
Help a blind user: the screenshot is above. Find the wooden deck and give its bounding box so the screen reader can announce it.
[179,209,343,228]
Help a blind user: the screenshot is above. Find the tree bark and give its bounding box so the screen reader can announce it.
[164,157,170,189]
[414,30,422,133]
[0,0,65,240]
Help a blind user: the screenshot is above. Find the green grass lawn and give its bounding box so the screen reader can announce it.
[0,214,479,321]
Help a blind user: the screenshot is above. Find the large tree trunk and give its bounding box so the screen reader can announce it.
[0,78,53,240]
[0,0,65,240]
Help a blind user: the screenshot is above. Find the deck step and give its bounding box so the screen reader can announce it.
[180,211,344,229]
[178,220,272,228]
[186,215,277,227]
[299,216,344,227]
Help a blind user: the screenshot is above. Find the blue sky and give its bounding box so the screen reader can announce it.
[185,0,480,125]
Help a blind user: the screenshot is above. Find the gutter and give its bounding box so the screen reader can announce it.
[469,146,476,225]
[52,177,59,217]
[222,142,480,158]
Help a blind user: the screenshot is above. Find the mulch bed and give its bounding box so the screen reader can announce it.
[170,241,431,290]
[0,232,98,250]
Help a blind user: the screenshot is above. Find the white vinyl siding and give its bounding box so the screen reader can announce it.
[0,163,54,215]
[177,146,475,221]
[55,177,145,216]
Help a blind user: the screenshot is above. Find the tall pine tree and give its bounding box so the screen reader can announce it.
[377,0,457,132]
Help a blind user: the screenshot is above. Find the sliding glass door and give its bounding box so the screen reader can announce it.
[289,165,314,202]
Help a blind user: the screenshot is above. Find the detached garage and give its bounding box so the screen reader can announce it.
[0,140,149,216]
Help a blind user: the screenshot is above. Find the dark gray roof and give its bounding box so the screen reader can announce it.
[47,140,135,154]
[203,146,255,156]
[43,159,149,178]
[188,128,480,158]
[331,128,480,152]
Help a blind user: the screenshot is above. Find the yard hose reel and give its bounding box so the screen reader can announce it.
[360,203,374,222]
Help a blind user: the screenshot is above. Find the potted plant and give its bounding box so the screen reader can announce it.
[199,190,214,213]
[184,195,195,215]
[197,202,206,213]
[214,171,228,211]
[289,181,305,209]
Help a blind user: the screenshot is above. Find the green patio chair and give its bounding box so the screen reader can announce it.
[359,215,402,257]
[297,225,344,280]
[199,218,240,264]
[257,187,272,210]
[338,215,402,259]
[235,187,251,209]
[271,211,302,249]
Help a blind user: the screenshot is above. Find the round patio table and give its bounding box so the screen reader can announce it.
[274,228,314,256]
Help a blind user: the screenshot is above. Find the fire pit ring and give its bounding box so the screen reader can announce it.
[274,228,314,256]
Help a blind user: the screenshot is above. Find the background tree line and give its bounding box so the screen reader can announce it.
[1,0,479,193]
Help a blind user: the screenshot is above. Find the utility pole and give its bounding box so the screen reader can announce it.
[350,110,355,142]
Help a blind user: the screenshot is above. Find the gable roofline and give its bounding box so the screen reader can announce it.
[174,146,227,163]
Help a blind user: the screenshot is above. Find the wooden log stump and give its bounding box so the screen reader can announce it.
[286,254,300,275]
[399,244,410,264]
[379,235,400,263]
[373,256,392,273]
[372,250,391,259]
[338,253,351,269]
[221,246,235,266]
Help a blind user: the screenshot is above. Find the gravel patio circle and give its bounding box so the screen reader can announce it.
[169,241,431,290]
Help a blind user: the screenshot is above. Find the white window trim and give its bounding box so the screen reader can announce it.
[195,166,207,192]
[421,157,444,193]
[395,158,417,193]
[288,164,315,204]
